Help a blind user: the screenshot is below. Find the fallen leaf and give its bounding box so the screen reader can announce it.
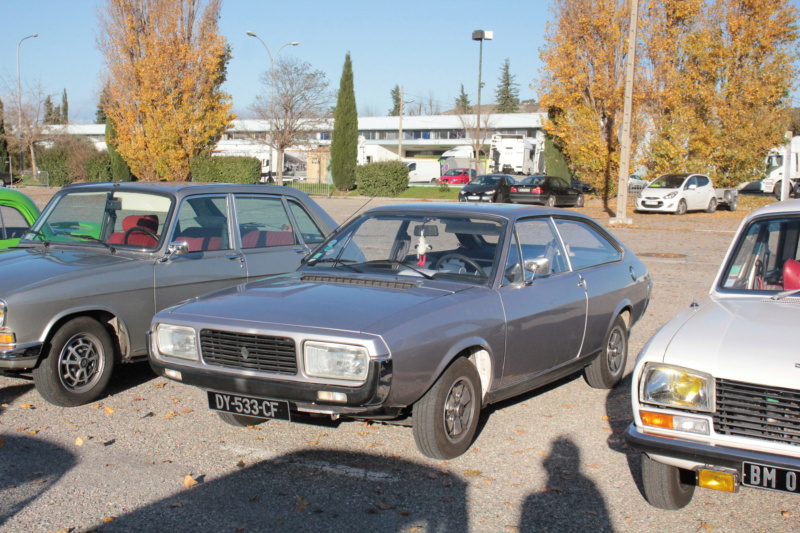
[602,415,610,421]
[586,464,598,468]
[91,402,103,409]
[165,412,178,419]
[153,382,167,389]
[132,397,145,401]
[15,427,28,432]
[20,404,33,409]
[357,432,369,436]
[170,502,184,508]
[183,474,198,488]
[308,440,319,446]
[295,495,309,514]
[171,398,180,404]
[75,437,84,447]
[105,407,117,416]
[27,429,38,435]
[376,502,394,510]
[250,495,260,502]
[236,460,246,468]
[182,409,193,414]
[102,516,115,523]
[561,404,572,409]
[30,479,47,485]
[699,521,713,531]
[0,437,5,447]
[781,510,791,517]
[398,510,411,516]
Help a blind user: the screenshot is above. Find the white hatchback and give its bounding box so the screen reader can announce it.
[635,173,717,215]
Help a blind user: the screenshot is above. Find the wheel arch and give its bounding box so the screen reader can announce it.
[40,309,129,365]
[421,340,494,406]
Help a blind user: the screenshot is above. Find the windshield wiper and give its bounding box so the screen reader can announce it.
[772,288,800,301]
[306,257,361,273]
[361,259,435,280]
[21,230,51,248]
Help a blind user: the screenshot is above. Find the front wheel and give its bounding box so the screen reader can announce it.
[413,358,481,460]
[584,315,628,389]
[674,199,687,215]
[706,197,717,213]
[641,453,696,510]
[774,181,783,199]
[32,317,115,407]
[217,411,267,428]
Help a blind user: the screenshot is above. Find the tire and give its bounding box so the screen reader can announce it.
[430,178,438,184]
[217,411,266,428]
[584,314,628,389]
[727,196,738,211]
[774,181,783,199]
[413,358,481,460]
[641,453,696,510]
[546,195,556,207]
[575,194,585,208]
[674,199,687,215]
[32,317,115,407]
[706,197,717,213]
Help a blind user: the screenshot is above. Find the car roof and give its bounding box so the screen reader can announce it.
[59,181,292,196]
[361,202,592,222]
[743,199,800,222]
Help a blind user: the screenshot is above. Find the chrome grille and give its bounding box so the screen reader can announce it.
[714,378,800,446]
[200,330,297,375]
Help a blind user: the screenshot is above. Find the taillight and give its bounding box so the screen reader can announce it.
[510,187,518,193]
[531,187,543,194]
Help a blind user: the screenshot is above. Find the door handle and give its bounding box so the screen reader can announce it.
[227,254,244,262]
[294,248,310,255]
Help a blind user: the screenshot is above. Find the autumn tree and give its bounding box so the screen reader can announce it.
[97,0,234,181]
[539,0,644,208]
[454,84,472,114]
[495,59,520,113]
[389,85,401,116]
[252,56,331,185]
[330,53,358,191]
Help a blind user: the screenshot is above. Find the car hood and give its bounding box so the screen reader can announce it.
[461,184,498,193]
[165,274,466,334]
[0,246,135,294]
[659,295,800,389]
[641,187,678,198]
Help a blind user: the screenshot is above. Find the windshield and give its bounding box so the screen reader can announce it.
[23,190,173,249]
[720,215,800,292]
[443,169,463,176]
[648,174,687,189]
[305,212,505,285]
[471,175,502,186]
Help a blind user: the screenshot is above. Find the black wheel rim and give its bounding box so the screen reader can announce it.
[58,333,105,393]
[443,377,476,443]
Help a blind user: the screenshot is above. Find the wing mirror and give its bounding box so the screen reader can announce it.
[522,257,550,284]
[160,240,190,263]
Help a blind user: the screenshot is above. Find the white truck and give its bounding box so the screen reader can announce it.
[489,134,537,175]
[762,136,800,197]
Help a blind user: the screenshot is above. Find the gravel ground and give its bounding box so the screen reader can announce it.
[2,187,798,533]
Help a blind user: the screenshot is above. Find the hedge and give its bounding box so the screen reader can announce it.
[190,155,261,184]
[355,161,409,197]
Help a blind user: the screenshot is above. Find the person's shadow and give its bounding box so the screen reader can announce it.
[519,436,615,532]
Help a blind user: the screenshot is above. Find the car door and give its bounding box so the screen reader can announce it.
[233,194,326,278]
[154,194,246,310]
[696,175,713,208]
[683,176,700,210]
[498,217,588,386]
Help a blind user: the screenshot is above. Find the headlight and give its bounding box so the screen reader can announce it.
[640,364,713,412]
[485,189,496,194]
[304,341,368,381]
[0,300,6,327]
[156,324,198,360]
[664,191,678,199]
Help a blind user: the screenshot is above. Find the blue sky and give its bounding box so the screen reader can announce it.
[1,0,797,124]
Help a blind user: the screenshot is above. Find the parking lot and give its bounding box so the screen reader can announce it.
[2,191,799,532]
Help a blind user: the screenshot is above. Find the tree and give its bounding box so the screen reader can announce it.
[456,112,495,174]
[61,89,69,125]
[43,96,57,125]
[95,87,109,124]
[389,84,401,116]
[330,53,358,191]
[539,0,643,208]
[454,84,472,114]
[97,0,234,181]
[106,116,131,181]
[0,100,7,172]
[495,59,520,113]
[251,56,331,186]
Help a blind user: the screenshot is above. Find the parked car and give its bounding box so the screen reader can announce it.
[571,178,596,194]
[457,174,517,203]
[628,175,649,194]
[625,200,800,509]
[438,168,476,185]
[0,182,337,407]
[0,187,40,249]
[150,203,652,460]
[510,175,585,207]
[635,173,717,215]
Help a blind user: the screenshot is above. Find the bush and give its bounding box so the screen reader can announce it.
[37,143,72,187]
[355,161,409,197]
[190,155,261,183]
[85,151,111,182]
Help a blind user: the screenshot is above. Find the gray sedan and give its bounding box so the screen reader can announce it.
[0,182,336,407]
[149,203,651,459]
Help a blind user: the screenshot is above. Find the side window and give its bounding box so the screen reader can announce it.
[234,195,296,249]
[288,200,326,244]
[554,218,621,270]
[0,205,32,240]
[509,218,568,280]
[697,176,710,187]
[172,196,230,252]
[685,176,697,189]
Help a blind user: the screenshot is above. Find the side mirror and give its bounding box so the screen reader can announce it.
[687,184,697,190]
[523,257,550,283]
[168,241,190,255]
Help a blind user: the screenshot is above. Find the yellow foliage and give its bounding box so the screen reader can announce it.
[98,0,235,181]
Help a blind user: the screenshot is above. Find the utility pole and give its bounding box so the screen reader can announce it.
[398,86,404,159]
[472,30,492,175]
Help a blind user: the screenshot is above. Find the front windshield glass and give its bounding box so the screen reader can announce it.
[648,174,687,189]
[23,190,173,249]
[471,175,501,186]
[443,169,461,176]
[305,213,505,285]
[720,215,800,292]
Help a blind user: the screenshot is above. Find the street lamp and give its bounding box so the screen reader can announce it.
[16,33,38,174]
[246,31,298,181]
[472,30,492,175]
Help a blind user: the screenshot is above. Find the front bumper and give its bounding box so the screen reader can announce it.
[509,194,545,205]
[635,198,677,212]
[625,423,800,473]
[0,342,44,370]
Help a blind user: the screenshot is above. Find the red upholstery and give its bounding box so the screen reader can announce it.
[241,230,294,249]
[783,259,800,290]
[177,227,222,252]
[108,215,159,247]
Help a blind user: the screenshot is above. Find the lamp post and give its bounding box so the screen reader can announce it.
[397,86,414,159]
[472,30,492,175]
[246,31,298,182]
[16,33,38,174]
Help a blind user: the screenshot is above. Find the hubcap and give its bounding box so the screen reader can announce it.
[443,378,475,443]
[606,327,625,374]
[58,334,105,393]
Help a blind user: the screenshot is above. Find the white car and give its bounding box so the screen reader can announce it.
[625,200,800,509]
[635,173,717,215]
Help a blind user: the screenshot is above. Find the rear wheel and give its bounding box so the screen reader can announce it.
[33,317,115,407]
[546,195,556,207]
[584,315,628,389]
[641,453,696,510]
[728,196,738,211]
[217,411,266,428]
[575,194,585,208]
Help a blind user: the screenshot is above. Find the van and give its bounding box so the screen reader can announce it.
[405,160,441,184]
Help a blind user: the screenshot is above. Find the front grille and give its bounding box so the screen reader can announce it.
[200,330,297,375]
[714,378,800,446]
[301,274,414,290]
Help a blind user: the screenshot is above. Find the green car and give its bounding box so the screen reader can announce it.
[0,188,40,249]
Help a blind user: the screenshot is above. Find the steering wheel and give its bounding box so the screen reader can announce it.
[124,226,158,245]
[434,253,485,276]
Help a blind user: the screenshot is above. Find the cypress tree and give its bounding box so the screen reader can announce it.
[106,116,132,181]
[388,84,401,116]
[0,100,8,173]
[454,84,472,114]
[61,89,69,124]
[495,58,520,113]
[330,53,358,191]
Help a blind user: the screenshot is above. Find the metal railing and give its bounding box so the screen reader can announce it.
[18,170,50,187]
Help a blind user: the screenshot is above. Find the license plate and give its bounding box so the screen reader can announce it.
[207,391,291,421]
[643,201,659,206]
[467,196,479,200]
[742,461,800,494]
[518,188,530,193]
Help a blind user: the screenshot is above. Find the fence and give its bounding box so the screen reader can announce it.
[285,180,332,197]
[18,170,50,187]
